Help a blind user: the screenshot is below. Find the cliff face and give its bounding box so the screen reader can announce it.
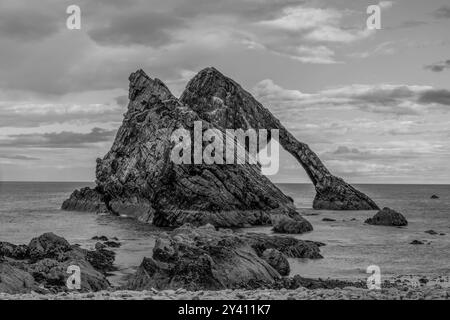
[64,69,311,229]
[180,67,379,210]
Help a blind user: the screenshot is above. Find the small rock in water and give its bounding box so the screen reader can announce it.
[410,240,424,245]
[92,236,109,242]
[365,207,408,227]
[272,215,313,234]
[322,218,336,222]
[424,230,438,235]
[95,242,107,250]
[104,241,121,248]
[430,195,439,199]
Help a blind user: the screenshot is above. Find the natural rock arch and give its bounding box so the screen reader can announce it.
[180,67,379,210]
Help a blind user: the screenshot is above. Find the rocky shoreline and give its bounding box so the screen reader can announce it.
[1,275,448,300]
[1,226,448,300]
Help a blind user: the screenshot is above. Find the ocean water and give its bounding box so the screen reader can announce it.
[0,182,449,286]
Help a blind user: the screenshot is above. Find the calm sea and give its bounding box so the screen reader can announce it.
[0,182,449,286]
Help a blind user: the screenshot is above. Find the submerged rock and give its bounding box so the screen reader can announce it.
[180,67,379,211]
[272,215,313,234]
[126,224,321,291]
[365,207,408,227]
[64,69,306,228]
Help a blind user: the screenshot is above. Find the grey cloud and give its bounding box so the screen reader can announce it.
[424,60,450,72]
[0,154,40,161]
[418,89,450,105]
[0,103,123,128]
[0,4,63,41]
[0,128,116,148]
[114,95,129,107]
[254,79,450,116]
[88,12,185,47]
[433,6,450,19]
[174,0,302,21]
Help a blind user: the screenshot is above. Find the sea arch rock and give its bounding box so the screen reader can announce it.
[180,67,379,210]
[64,69,312,230]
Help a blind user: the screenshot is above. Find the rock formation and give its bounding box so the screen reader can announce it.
[0,233,113,293]
[126,224,322,291]
[180,67,379,210]
[365,207,408,226]
[63,69,311,229]
[272,215,313,234]
[62,187,108,213]
[261,249,290,276]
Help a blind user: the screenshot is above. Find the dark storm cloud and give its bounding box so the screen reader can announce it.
[433,5,450,19]
[418,89,450,105]
[424,60,450,72]
[0,154,40,161]
[88,12,185,47]
[0,128,116,148]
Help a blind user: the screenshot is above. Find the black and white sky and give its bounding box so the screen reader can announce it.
[0,0,449,183]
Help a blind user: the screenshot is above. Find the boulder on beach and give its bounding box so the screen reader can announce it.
[365,207,408,227]
[272,215,313,234]
[126,224,322,291]
[261,249,290,276]
[63,69,307,228]
[0,233,114,294]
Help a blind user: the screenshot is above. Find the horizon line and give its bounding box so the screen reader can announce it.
[1,180,450,185]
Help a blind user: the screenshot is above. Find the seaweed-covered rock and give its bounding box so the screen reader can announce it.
[127,224,321,291]
[365,207,408,227]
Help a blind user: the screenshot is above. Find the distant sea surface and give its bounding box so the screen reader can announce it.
[0,182,449,286]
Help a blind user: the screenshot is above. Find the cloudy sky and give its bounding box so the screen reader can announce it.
[0,0,449,183]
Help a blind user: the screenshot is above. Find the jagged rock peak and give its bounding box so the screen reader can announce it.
[128,69,174,103]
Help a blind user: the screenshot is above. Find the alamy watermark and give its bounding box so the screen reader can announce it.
[366,265,382,290]
[66,265,81,290]
[170,121,280,176]
[66,5,81,30]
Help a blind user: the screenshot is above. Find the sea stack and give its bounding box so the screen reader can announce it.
[63,69,310,229]
[180,67,379,210]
